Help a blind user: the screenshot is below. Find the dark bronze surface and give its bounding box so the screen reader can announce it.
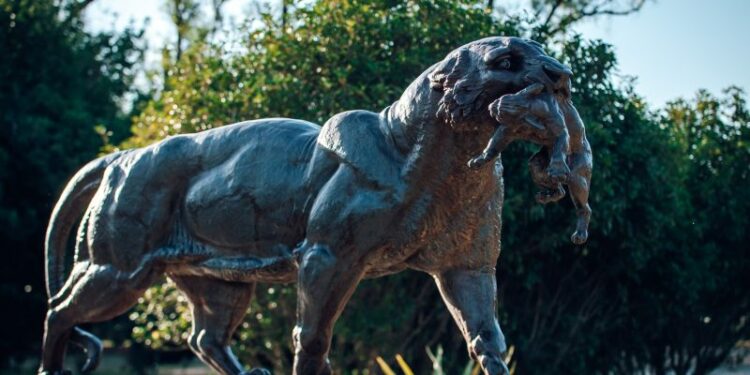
[39,36,589,375]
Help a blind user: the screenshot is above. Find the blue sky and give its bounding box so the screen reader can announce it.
[572,0,750,107]
[86,0,750,108]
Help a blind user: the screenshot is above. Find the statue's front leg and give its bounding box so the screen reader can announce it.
[434,269,509,375]
[292,163,392,375]
[293,242,365,375]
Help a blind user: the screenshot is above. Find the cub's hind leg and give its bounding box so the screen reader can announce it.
[567,160,592,245]
[528,148,566,204]
[171,276,269,375]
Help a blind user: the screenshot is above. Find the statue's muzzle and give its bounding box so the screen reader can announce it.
[525,55,573,91]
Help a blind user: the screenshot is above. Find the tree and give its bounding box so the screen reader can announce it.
[0,0,144,363]
[495,35,692,373]
[524,0,648,38]
[165,0,201,63]
[649,88,750,375]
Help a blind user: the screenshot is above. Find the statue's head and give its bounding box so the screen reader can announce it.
[428,37,572,130]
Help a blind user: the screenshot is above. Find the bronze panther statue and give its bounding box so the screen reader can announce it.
[40,37,582,375]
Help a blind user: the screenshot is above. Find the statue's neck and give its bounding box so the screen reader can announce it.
[379,75,440,153]
[380,75,498,187]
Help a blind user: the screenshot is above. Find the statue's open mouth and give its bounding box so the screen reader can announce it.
[486,81,552,127]
[486,55,573,128]
[472,74,571,168]
[469,61,592,246]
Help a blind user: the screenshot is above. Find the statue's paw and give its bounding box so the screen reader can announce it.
[38,371,72,375]
[571,230,588,245]
[535,186,566,204]
[243,368,272,375]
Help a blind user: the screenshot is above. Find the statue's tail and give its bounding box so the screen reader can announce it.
[44,151,123,373]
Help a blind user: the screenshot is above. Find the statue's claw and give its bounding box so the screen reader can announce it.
[571,230,588,245]
[243,368,272,375]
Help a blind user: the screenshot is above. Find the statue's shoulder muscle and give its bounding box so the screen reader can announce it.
[318,110,405,193]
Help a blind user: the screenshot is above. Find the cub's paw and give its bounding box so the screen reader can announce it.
[535,186,566,204]
[571,230,588,245]
[547,160,571,183]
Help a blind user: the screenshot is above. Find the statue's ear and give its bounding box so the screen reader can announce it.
[429,49,471,90]
[554,76,572,98]
[429,56,454,90]
[452,79,482,106]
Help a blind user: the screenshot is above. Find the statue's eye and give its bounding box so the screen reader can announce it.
[498,58,511,70]
[489,57,512,70]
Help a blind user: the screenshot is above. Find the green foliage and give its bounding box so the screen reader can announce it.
[647,87,750,374]
[123,1,749,374]
[0,0,144,362]
[498,35,691,373]
[129,279,192,349]
[498,38,750,373]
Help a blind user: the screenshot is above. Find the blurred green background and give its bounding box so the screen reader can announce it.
[1,0,748,374]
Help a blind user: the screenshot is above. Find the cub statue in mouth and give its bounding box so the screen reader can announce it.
[39,37,589,375]
[468,81,593,245]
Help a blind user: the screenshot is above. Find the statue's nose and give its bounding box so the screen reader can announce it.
[540,56,573,83]
[524,55,572,90]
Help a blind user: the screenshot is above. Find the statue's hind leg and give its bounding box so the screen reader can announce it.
[171,276,267,375]
[39,262,160,375]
